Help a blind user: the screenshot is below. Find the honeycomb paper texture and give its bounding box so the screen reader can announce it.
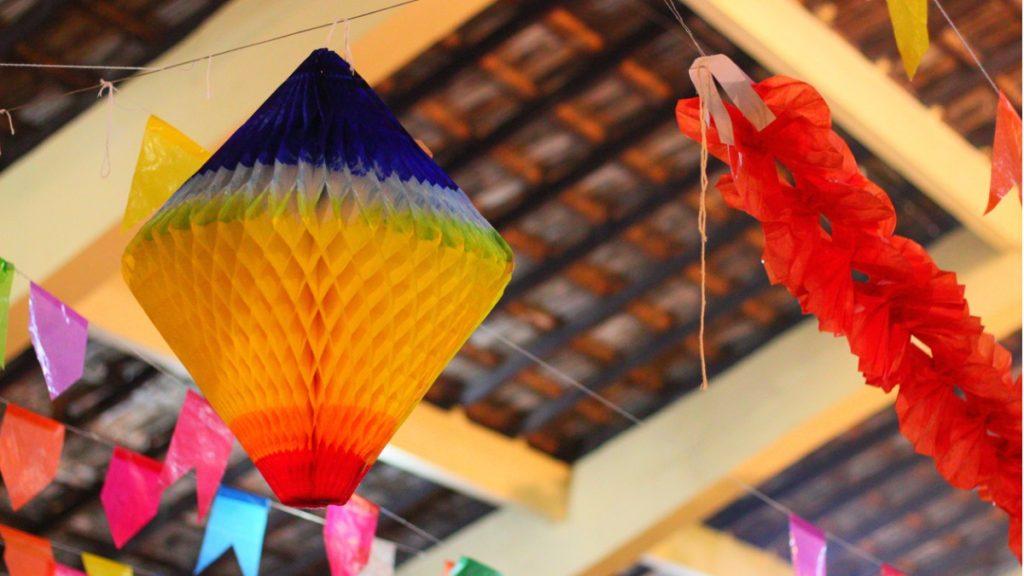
[122,49,514,507]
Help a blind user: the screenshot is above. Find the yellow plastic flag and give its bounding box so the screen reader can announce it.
[82,553,132,576]
[886,0,929,79]
[122,116,210,230]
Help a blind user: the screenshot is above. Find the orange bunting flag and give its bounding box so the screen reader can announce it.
[987,92,1023,213]
[0,404,65,510]
[82,554,132,576]
[886,0,929,79]
[0,525,55,576]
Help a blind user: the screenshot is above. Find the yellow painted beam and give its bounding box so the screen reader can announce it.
[679,0,1021,252]
[644,524,792,576]
[398,230,1021,576]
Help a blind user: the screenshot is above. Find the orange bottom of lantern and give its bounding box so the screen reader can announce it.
[254,448,372,508]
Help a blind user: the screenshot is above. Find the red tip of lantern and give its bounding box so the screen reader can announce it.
[254,448,370,508]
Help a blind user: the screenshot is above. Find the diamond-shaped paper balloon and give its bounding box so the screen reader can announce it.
[122,49,513,507]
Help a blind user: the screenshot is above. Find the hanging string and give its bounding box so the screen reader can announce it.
[481,326,904,573]
[344,19,355,70]
[325,18,341,48]
[205,55,214,100]
[0,62,156,71]
[0,0,421,115]
[96,80,117,178]
[930,0,1000,96]
[695,69,711,391]
[661,0,707,57]
[0,109,14,156]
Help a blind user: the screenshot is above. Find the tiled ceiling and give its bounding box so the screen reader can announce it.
[0,0,1018,574]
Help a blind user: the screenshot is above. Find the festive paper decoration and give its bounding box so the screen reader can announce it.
[122,116,210,230]
[100,447,166,548]
[880,564,905,576]
[677,74,1022,557]
[788,515,827,576]
[0,404,65,510]
[27,283,89,399]
[161,390,233,519]
[325,495,379,576]
[987,91,1022,213]
[0,525,56,576]
[122,48,513,507]
[885,0,929,79]
[82,553,132,576]
[0,258,14,368]
[57,566,87,576]
[361,539,396,576]
[447,557,502,576]
[195,487,269,576]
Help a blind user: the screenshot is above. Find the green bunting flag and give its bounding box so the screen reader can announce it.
[0,259,14,368]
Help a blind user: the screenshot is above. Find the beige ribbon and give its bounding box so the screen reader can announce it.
[688,54,775,145]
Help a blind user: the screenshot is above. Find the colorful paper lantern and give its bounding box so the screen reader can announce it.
[122,49,513,506]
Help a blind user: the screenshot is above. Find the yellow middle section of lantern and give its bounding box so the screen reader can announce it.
[123,198,512,491]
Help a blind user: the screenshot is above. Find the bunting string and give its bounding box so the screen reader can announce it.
[930,0,1000,95]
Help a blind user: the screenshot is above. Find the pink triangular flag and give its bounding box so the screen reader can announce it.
[880,564,904,576]
[789,514,827,576]
[27,283,88,399]
[0,404,65,510]
[325,495,379,576]
[161,390,233,519]
[100,447,166,548]
[987,91,1022,213]
[57,566,87,576]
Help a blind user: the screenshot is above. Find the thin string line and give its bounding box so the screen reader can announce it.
[662,0,707,57]
[0,0,420,114]
[696,69,710,391]
[378,505,443,546]
[268,502,429,556]
[0,62,156,71]
[930,0,1000,95]
[482,327,906,573]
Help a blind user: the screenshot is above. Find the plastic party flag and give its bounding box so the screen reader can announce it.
[886,0,929,79]
[100,447,166,548]
[0,524,55,576]
[789,515,827,576]
[0,259,14,367]
[987,91,1023,213]
[161,390,233,519]
[447,557,502,576]
[325,495,378,576]
[122,116,210,230]
[880,565,905,576]
[0,404,65,510]
[57,566,87,576]
[122,49,513,507]
[28,283,88,399]
[195,487,269,576]
[82,553,132,576]
[360,539,395,576]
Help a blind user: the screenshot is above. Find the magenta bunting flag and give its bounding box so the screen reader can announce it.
[57,566,88,576]
[325,495,379,576]
[161,390,233,519]
[28,283,88,399]
[880,565,904,576]
[789,515,827,576]
[100,447,166,548]
[361,539,396,576]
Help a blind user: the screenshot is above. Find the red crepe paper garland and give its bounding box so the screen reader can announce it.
[676,76,1022,558]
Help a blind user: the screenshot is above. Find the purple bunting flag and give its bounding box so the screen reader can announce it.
[325,495,379,576]
[789,514,827,576]
[100,447,166,548]
[161,390,234,519]
[27,283,88,399]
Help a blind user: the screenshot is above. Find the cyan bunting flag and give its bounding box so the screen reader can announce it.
[195,486,269,576]
[27,283,88,399]
[0,404,64,510]
[0,259,13,367]
[789,515,827,576]
[100,447,166,548]
[161,390,234,519]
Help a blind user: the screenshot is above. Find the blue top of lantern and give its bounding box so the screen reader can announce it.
[196,48,457,190]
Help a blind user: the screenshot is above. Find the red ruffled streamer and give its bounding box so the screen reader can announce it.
[676,76,1022,559]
